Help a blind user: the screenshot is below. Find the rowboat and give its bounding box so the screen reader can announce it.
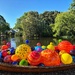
[0,62,75,73]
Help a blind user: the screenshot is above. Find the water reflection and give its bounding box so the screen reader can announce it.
[11,38,16,48]
[0,36,75,48]
[10,37,59,47]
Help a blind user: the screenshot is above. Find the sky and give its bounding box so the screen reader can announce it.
[0,0,72,28]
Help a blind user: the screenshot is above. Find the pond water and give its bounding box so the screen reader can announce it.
[0,36,75,48]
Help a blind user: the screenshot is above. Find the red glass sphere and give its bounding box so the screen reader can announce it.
[58,40,73,53]
[27,51,41,66]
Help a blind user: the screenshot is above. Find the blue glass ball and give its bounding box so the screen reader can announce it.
[70,50,75,56]
[25,40,29,44]
[12,61,18,65]
[0,52,2,59]
[72,56,75,62]
[38,63,44,66]
[10,47,15,54]
[35,46,42,52]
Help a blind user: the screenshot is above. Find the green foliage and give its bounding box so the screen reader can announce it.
[40,11,60,37]
[21,11,41,38]
[53,12,75,38]
[0,15,10,34]
[14,12,28,30]
[69,0,75,10]
[14,11,60,38]
[40,11,60,24]
[69,0,75,13]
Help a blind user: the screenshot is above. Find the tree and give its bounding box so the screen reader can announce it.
[21,11,42,38]
[0,15,10,34]
[14,11,42,38]
[13,13,28,36]
[40,11,60,25]
[69,0,75,13]
[14,12,28,30]
[53,12,75,38]
[40,11,60,37]
[14,11,60,37]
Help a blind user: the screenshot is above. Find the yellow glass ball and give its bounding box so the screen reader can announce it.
[61,53,72,64]
[15,44,31,59]
[42,45,46,50]
[47,45,55,50]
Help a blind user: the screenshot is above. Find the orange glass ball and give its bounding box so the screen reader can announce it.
[58,41,73,53]
[41,49,60,66]
[11,54,19,62]
[27,51,41,66]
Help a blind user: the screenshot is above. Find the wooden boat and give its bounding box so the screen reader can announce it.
[0,41,75,73]
[0,62,75,73]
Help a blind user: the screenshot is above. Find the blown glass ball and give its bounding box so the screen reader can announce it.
[58,41,73,53]
[61,53,73,64]
[25,40,29,44]
[15,44,31,59]
[27,51,41,66]
[41,49,60,66]
[19,59,28,66]
[1,45,8,50]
